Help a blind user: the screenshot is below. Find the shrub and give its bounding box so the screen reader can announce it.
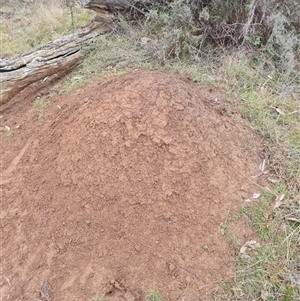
[129,0,299,75]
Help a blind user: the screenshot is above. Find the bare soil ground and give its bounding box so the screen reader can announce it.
[1,71,263,301]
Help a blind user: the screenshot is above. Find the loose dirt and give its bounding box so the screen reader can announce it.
[1,71,262,301]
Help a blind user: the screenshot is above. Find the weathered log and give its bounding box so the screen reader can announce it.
[76,0,131,20]
[76,0,130,11]
[0,21,111,105]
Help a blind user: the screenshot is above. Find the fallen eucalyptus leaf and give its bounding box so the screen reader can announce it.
[274,193,285,209]
[252,193,261,199]
[259,159,266,171]
[239,240,261,254]
[275,107,285,115]
[241,253,252,261]
[286,217,300,224]
[240,246,247,254]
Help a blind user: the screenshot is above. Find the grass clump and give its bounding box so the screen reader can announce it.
[145,290,164,301]
[207,53,299,188]
[33,97,47,119]
[59,34,152,94]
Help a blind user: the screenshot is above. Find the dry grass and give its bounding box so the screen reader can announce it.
[0,0,94,56]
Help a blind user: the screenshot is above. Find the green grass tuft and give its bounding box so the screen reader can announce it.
[145,290,164,301]
[33,98,47,119]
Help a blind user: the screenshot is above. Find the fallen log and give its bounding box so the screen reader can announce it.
[0,0,132,105]
[76,0,130,11]
[76,0,131,21]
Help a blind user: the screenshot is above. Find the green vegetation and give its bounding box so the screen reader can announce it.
[145,290,164,301]
[6,131,14,139]
[94,296,106,301]
[33,97,47,119]
[2,0,299,300]
[58,34,152,94]
[213,188,300,300]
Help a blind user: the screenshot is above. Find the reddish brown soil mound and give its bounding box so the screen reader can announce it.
[1,71,261,300]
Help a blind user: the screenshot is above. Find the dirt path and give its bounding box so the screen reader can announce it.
[1,70,262,300]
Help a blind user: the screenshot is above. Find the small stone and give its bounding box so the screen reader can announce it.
[85,220,91,225]
[134,245,141,252]
[169,263,176,272]
[241,192,249,199]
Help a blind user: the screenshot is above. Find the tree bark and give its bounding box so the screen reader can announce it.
[75,0,131,20]
[0,21,111,105]
[76,0,131,9]
[76,0,131,11]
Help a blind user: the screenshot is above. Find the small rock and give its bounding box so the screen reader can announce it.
[168,263,176,272]
[241,192,249,199]
[57,243,64,250]
[134,245,141,252]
